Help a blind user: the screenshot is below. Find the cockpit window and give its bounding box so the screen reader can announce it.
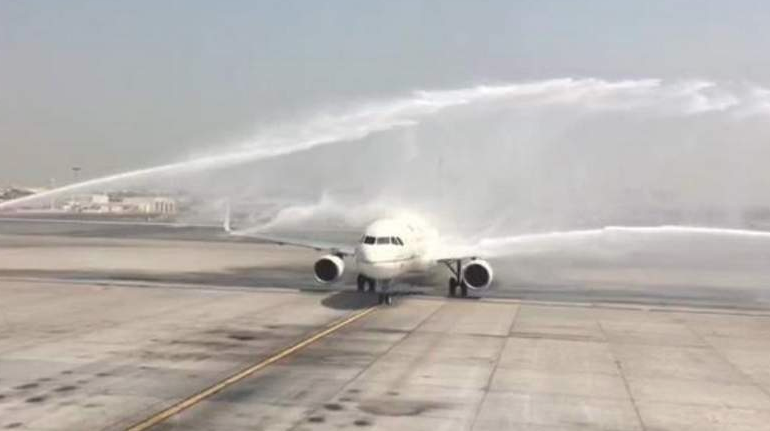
[365,236,403,245]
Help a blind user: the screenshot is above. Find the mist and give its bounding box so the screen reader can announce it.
[5,78,770,244]
[179,77,770,241]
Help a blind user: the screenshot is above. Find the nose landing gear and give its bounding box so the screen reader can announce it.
[378,292,393,306]
[356,274,376,293]
[378,279,394,306]
[357,274,393,306]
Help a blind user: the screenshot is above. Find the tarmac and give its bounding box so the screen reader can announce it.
[1,221,770,430]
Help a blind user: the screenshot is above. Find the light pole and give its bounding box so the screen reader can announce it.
[49,177,56,210]
[71,167,81,184]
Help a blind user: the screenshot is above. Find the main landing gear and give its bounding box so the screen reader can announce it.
[443,259,469,298]
[357,274,393,306]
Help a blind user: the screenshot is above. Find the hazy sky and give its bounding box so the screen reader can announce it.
[1,0,769,184]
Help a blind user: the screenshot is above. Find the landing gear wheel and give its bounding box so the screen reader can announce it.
[378,293,393,306]
[367,278,376,293]
[356,275,366,292]
[448,277,458,297]
[460,281,469,298]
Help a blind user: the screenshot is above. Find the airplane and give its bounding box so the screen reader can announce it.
[0,211,495,306]
[226,215,494,306]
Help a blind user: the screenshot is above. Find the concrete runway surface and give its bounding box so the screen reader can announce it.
[1,221,770,430]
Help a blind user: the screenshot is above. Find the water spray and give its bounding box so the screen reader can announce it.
[3,78,768,211]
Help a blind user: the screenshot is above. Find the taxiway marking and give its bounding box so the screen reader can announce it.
[124,306,378,431]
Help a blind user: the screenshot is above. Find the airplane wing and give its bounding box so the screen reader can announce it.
[0,206,358,256]
[431,243,481,264]
[435,255,478,263]
[222,207,355,255]
[227,229,356,256]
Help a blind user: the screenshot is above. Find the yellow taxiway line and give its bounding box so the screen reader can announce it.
[124,306,378,431]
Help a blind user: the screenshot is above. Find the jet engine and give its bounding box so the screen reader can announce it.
[461,259,494,290]
[314,255,345,283]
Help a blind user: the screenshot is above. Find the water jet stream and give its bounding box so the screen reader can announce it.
[2,78,769,212]
[465,225,770,258]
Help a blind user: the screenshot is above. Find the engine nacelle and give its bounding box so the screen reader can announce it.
[314,254,345,283]
[462,259,494,290]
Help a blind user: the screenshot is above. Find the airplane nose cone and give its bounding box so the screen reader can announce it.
[356,245,402,279]
[357,245,379,263]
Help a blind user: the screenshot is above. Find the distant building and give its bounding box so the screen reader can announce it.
[59,194,177,217]
[0,186,53,210]
[0,186,180,218]
[62,194,111,212]
[0,187,40,202]
[121,197,177,215]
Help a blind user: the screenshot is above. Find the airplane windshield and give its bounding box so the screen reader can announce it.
[363,236,375,244]
[376,237,390,245]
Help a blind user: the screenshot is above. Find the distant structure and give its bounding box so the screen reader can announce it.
[0,187,38,201]
[121,196,177,215]
[62,194,177,217]
[0,186,51,209]
[0,186,179,219]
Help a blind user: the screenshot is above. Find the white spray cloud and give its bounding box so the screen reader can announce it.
[465,225,770,258]
[1,78,592,209]
[234,192,434,234]
[3,77,770,228]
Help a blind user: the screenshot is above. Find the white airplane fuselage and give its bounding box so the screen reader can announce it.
[354,218,436,281]
[311,217,493,301]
